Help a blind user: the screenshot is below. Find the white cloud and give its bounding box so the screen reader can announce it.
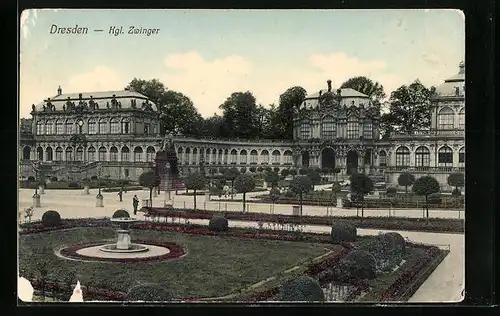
[66,66,125,93]
[20,9,39,40]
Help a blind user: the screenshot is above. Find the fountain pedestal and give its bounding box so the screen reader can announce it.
[99,217,149,253]
[116,229,132,250]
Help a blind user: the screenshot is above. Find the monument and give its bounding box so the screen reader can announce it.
[155,134,180,207]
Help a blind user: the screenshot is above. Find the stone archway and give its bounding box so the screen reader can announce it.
[301,151,310,168]
[346,150,358,175]
[321,147,336,170]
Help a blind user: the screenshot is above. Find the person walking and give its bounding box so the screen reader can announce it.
[118,188,123,202]
[133,195,139,215]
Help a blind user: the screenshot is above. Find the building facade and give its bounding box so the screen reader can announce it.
[19,63,465,188]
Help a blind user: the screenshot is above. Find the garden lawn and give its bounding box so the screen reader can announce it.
[19,227,332,299]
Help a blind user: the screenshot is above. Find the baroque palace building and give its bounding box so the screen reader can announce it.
[19,62,465,188]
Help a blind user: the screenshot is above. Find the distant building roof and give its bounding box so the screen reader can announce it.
[434,61,465,97]
[305,88,369,99]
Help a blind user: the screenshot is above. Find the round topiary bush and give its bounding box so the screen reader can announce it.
[126,283,172,301]
[278,275,325,302]
[330,222,357,243]
[386,187,397,195]
[42,210,61,227]
[209,215,228,232]
[337,250,377,280]
[112,209,130,218]
[428,193,442,204]
[380,232,406,254]
[451,188,461,196]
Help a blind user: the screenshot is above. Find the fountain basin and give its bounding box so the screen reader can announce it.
[100,217,148,253]
[99,244,149,253]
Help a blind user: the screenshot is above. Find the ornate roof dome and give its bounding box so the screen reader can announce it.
[434,61,465,97]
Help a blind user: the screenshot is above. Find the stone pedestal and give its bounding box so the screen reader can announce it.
[336,197,343,208]
[38,186,45,195]
[32,194,41,208]
[95,195,104,207]
[83,186,90,195]
[292,205,301,216]
[116,229,132,250]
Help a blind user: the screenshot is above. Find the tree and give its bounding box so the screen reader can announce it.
[280,169,290,178]
[398,172,416,198]
[307,170,322,187]
[384,80,434,135]
[223,167,241,200]
[264,171,280,188]
[234,174,256,212]
[412,176,440,221]
[269,187,280,214]
[340,76,386,105]
[289,176,313,215]
[289,169,297,177]
[350,173,374,219]
[447,172,465,195]
[331,182,342,202]
[183,172,207,211]
[138,171,161,208]
[200,114,225,138]
[273,86,307,139]
[219,91,260,139]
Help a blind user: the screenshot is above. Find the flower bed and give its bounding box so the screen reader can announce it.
[140,207,464,233]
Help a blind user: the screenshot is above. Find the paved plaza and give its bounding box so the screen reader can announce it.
[18,187,464,302]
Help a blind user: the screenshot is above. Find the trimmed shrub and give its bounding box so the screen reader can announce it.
[330,222,357,243]
[338,250,376,280]
[126,284,172,301]
[42,210,61,227]
[451,188,461,196]
[278,275,325,302]
[112,209,130,218]
[428,193,442,204]
[380,232,406,254]
[386,187,397,195]
[209,214,229,232]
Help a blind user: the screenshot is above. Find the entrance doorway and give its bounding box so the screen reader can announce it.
[346,150,358,175]
[301,151,310,168]
[321,147,336,170]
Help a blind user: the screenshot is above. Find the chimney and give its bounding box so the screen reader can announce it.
[459,61,465,74]
[327,80,332,92]
[57,86,62,96]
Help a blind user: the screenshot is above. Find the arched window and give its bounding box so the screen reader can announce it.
[98,146,107,161]
[321,116,335,139]
[438,146,453,167]
[438,107,454,129]
[56,120,64,134]
[240,150,248,164]
[109,146,118,161]
[37,147,44,161]
[395,146,410,167]
[88,119,97,134]
[37,121,44,135]
[218,149,223,164]
[300,120,311,139]
[22,146,31,160]
[185,148,191,164]
[65,147,73,161]
[363,120,373,139]
[458,108,465,129]
[250,150,258,164]
[261,150,269,164]
[133,146,143,162]
[379,150,387,166]
[65,120,74,134]
[415,146,430,167]
[347,117,359,139]
[99,119,109,134]
[110,117,120,134]
[230,149,237,164]
[121,146,130,162]
[211,149,217,164]
[76,146,84,161]
[224,149,229,164]
[121,118,130,134]
[459,147,465,165]
[146,146,156,162]
[272,150,281,165]
[87,146,96,162]
[45,120,53,135]
[45,147,53,161]
[178,147,184,164]
[55,146,63,161]
[192,148,198,165]
[284,150,293,165]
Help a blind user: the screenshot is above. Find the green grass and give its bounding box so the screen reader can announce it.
[19,227,331,299]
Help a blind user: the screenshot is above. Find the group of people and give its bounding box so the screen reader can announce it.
[117,187,140,215]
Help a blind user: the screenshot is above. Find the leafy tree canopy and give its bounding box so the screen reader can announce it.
[398,172,416,187]
[234,174,256,193]
[289,176,313,196]
[349,173,374,196]
[412,176,440,197]
[264,171,280,186]
[138,171,161,189]
[183,172,207,191]
[219,91,260,139]
[447,172,465,188]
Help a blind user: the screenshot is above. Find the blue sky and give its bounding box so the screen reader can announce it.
[20,9,465,118]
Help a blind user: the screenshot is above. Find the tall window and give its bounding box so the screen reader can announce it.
[55,147,63,161]
[224,149,229,164]
[178,148,183,164]
[363,121,373,139]
[283,150,293,165]
[379,150,387,167]
[458,108,465,129]
[65,120,74,134]
[88,119,97,134]
[99,119,108,134]
[347,119,359,139]
[110,118,120,134]
[395,146,410,167]
[211,149,217,164]
[144,124,150,135]
[261,150,269,164]
[272,150,281,164]
[46,147,53,161]
[218,149,223,164]
[230,149,237,164]
[45,120,53,134]
[438,146,453,167]
[37,121,44,135]
[300,120,311,139]
[459,147,465,165]
[134,147,143,162]
[76,147,84,161]
[56,120,64,134]
[121,146,130,162]
[192,148,198,165]
[87,147,96,162]
[250,150,258,164]
[98,147,107,161]
[321,116,335,139]
[240,150,248,164]
[65,147,73,161]
[146,146,156,162]
[438,107,454,129]
[415,146,430,167]
[121,120,129,134]
[109,147,118,161]
[37,147,43,161]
